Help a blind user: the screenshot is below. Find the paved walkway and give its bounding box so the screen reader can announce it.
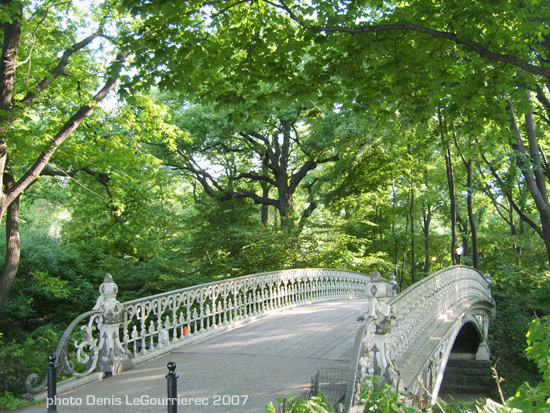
[21,298,368,412]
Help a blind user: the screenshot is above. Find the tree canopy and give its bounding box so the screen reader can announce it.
[1,0,550,406]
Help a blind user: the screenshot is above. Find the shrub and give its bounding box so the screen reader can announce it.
[266,393,335,413]
[0,325,61,395]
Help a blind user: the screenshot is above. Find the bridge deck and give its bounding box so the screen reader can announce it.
[22,298,368,412]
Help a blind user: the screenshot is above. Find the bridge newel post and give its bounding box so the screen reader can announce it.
[364,272,396,385]
[93,274,133,376]
[346,271,400,412]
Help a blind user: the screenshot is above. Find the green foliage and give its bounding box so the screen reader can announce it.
[266,393,335,413]
[476,399,521,413]
[525,316,550,384]
[0,220,98,324]
[432,396,475,413]
[0,325,61,395]
[359,376,419,412]
[2,0,550,407]
[489,265,549,397]
[506,315,550,411]
[0,391,30,411]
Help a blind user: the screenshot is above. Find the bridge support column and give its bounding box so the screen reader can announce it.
[93,274,133,375]
[476,341,491,360]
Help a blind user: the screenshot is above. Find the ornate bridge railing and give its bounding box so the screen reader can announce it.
[26,268,371,395]
[346,266,495,411]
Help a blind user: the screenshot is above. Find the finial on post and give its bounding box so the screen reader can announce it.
[92,274,133,375]
[366,271,389,299]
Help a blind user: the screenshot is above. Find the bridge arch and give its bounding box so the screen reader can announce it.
[415,303,494,404]
[450,321,483,356]
[346,266,495,410]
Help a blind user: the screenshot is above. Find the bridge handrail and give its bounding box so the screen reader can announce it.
[122,268,369,306]
[26,268,371,394]
[345,266,494,412]
[386,266,493,366]
[120,268,369,362]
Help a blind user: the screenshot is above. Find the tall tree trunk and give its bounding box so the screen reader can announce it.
[509,97,550,264]
[261,185,269,226]
[0,172,20,311]
[453,128,479,269]
[261,154,269,226]
[422,168,432,275]
[0,2,22,312]
[277,121,293,229]
[446,147,458,264]
[0,0,22,213]
[391,174,399,272]
[465,159,479,268]
[400,199,410,290]
[422,204,432,275]
[408,146,416,283]
[439,111,458,265]
[0,197,19,311]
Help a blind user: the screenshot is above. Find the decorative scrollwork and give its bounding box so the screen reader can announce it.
[28,268,371,394]
[73,313,101,377]
[25,309,101,394]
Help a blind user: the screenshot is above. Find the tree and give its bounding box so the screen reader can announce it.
[274,0,550,78]
[165,102,339,229]
[0,1,128,312]
[272,0,550,264]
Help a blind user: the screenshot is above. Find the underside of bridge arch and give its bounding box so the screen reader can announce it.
[436,317,496,403]
[419,305,495,405]
[448,321,482,360]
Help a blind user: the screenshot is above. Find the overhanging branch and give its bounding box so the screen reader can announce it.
[4,51,129,208]
[20,32,105,110]
[269,0,550,78]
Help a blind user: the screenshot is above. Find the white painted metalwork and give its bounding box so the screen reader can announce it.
[346,266,495,411]
[120,268,369,365]
[26,264,494,411]
[26,268,370,393]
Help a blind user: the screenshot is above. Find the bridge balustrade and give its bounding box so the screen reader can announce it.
[25,264,494,411]
[346,266,495,411]
[25,268,370,395]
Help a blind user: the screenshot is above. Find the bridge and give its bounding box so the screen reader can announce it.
[24,266,495,412]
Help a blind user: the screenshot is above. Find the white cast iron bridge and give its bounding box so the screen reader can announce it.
[25,266,495,412]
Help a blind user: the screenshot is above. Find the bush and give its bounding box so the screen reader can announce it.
[266,393,335,412]
[506,315,550,411]
[0,391,31,411]
[0,325,61,395]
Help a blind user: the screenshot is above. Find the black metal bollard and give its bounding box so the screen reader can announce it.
[47,354,57,412]
[166,361,179,413]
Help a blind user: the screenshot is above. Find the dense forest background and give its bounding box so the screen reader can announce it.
[1,0,550,409]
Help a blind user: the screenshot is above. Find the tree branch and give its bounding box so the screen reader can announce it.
[478,148,544,238]
[3,51,129,210]
[289,154,338,193]
[20,32,104,109]
[218,190,278,207]
[231,172,277,186]
[270,0,550,78]
[41,165,113,197]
